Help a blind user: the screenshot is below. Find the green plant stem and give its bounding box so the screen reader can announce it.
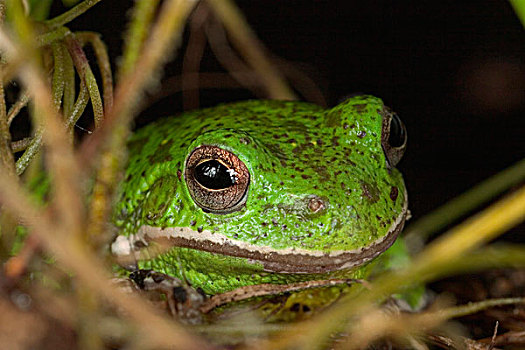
[66,80,89,131]
[118,0,160,80]
[509,0,525,27]
[405,157,525,246]
[64,33,103,127]
[76,32,113,111]
[207,0,297,100]
[36,26,70,47]
[15,128,42,175]
[44,0,103,30]
[62,43,75,120]
[51,42,65,108]
[439,297,524,319]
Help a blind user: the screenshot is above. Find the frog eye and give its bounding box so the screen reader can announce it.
[185,145,250,213]
[381,107,407,167]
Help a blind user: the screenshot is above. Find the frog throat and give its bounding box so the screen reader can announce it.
[113,189,407,274]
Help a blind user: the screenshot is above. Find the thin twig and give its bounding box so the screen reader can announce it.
[207,0,297,100]
[7,91,30,126]
[44,0,103,30]
[182,2,209,110]
[11,137,32,152]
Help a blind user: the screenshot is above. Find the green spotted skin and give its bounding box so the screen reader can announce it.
[113,96,407,294]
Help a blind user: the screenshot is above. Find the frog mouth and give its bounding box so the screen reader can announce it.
[113,192,408,274]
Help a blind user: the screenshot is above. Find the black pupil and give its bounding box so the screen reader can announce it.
[388,113,406,148]
[194,160,236,190]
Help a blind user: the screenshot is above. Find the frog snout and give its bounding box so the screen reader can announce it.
[307,195,327,213]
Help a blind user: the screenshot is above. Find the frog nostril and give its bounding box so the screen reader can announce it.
[308,196,326,213]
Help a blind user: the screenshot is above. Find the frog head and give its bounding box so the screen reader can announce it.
[113,96,407,291]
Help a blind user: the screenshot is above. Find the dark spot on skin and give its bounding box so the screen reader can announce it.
[177,170,182,180]
[279,181,284,186]
[224,134,233,138]
[361,182,380,203]
[331,136,340,146]
[173,287,187,303]
[376,215,382,221]
[390,186,399,202]
[273,134,280,139]
[353,103,367,113]
[261,222,268,227]
[313,185,318,189]
[343,123,349,129]
[302,305,311,312]
[272,218,278,226]
[316,139,324,146]
[141,170,146,177]
[357,131,367,138]
[239,137,251,145]
[190,220,196,226]
[197,226,203,233]
[288,138,297,144]
[291,175,295,178]
[280,159,287,167]
[282,224,287,230]
[290,303,301,312]
[301,174,310,179]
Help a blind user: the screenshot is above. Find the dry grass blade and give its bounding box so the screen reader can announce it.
[207,0,297,100]
[0,171,212,349]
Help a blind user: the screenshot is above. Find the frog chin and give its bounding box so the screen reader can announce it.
[112,191,408,274]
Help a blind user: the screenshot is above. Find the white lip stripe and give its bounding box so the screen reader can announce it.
[112,188,408,268]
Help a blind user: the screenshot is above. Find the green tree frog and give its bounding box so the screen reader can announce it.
[111,95,408,314]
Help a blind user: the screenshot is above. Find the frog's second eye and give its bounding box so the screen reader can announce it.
[381,107,407,168]
[185,145,250,213]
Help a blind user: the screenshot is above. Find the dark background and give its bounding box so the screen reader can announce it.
[59,0,524,239]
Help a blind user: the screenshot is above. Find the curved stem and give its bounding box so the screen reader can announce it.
[66,80,90,131]
[76,31,113,112]
[7,91,30,126]
[51,41,65,109]
[64,33,104,127]
[62,43,75,119]
[44,0,103,30]
[11,137,32,152]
